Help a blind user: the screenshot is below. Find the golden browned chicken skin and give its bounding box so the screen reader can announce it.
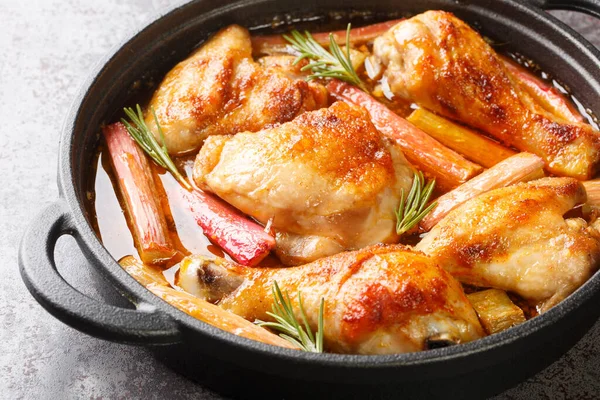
[176,245,485,354]
[146,25,327,155]
[416,177,600,312]
[193,102,414,264]
[371,11,600,179]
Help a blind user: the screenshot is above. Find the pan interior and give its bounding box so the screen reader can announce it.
[58,0,600,382]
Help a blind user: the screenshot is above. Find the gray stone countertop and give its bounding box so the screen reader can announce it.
[2,1,599,398]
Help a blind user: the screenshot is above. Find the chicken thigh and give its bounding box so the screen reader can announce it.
[193,101,414,264]
[371,11,600,179]
[146,25,327,155]
[416,178,600,312]
[176,244,485,354]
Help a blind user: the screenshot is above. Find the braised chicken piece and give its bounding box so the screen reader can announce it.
[371,11,600,179]
[176,244,485,354]
[193,101,414,265]
[146,25,327,155]
[416,178,600,312]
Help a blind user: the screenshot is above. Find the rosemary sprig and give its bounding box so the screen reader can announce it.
[255,281,324,353]
[283,24,366,91]
[396,171,437,235]
[121,105,192,190]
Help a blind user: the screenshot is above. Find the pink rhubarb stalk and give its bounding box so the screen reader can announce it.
[182,188,275,267]
[103,123,176,264]
[419,152,545,232]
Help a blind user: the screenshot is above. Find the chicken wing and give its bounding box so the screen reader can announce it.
[193,101,414,264]
[416,177,600,312]
[371,11,600,179]
[176,245,485,354]
[146,25,327,155]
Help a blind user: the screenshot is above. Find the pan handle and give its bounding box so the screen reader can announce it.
[19,200,181,345]
[528,0,600,19]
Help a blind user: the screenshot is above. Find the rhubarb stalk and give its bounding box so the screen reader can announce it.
[103,123,176,264]
[407,108,517,168]
[183,188,276,267]
[419,152,545,231]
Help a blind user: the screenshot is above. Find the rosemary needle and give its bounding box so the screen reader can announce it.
[255,281,325,353]
[396,171,437,235]
[121,105,192,190]
[283,24,367,91]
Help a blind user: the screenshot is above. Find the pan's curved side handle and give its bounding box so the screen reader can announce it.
[19,200,181,345]
[526,0,600,19]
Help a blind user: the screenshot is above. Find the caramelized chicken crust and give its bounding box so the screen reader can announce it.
[193,101,414,264]
[372,11,600,179]
[177,245,485,354]
[145,25,327,155]
[416,178,600,312]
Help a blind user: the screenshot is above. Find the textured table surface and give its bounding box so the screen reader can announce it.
[2,1,600,399]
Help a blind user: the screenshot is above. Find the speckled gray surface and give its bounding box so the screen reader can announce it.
[2,1,600,399]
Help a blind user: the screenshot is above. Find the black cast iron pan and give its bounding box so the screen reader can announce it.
[18,0,600,398]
